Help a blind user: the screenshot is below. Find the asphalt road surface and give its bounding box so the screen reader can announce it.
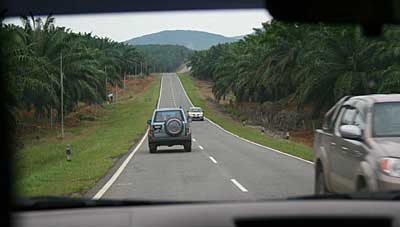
[102,73,313,201]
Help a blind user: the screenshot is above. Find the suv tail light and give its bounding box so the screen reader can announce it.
[150,125,162,136]
[185,123,190,135]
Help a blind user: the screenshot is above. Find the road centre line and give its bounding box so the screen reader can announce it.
[230,179,248,192]
[209,156,218,164]
[176,75,313,165]
[169,77,177,107]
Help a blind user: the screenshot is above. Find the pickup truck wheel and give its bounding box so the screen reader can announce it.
[356,177,368,192]
[184,142,191,152]
[149,144,157,153]
[315,170,328,195]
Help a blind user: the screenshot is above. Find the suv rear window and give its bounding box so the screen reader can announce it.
[154,110,184,122]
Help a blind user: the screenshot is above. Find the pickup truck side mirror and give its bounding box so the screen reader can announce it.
[147,119,151,125]
[339,125,362,140]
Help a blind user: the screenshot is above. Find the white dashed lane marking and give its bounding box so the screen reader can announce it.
[230,179,248,192]
[198,145,204,150]
[209,156,218,164]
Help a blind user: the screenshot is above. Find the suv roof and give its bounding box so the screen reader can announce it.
[155,108,183,111]
[350,94,400,103]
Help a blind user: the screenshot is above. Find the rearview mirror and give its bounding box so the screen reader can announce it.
[147,119,151,125]
[339,125,362,140]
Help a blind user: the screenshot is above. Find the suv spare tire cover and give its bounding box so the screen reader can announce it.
[165,118,183,136]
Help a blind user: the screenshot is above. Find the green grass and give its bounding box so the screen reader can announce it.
[178,73,314,161]
[15,76,161,197]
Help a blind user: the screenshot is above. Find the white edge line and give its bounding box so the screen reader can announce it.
[230,179,248,192]
[176,74,314,165]
[198,145,204,150]
[93,75,163,199]
[157,75,163,108]
[93,129,148,199]
[209,156,218,164]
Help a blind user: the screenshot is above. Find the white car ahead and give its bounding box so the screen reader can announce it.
[187,107,204,121]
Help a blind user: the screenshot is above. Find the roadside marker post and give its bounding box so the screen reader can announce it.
[66,144,71,162]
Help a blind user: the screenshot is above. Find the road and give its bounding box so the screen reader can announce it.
[101,73,313,201]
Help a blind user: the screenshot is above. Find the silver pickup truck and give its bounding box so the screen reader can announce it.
[314,94,400,194]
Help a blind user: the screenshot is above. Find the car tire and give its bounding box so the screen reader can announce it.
[184,142,191,152]
[149,144,157,153]
[315,169,329,195]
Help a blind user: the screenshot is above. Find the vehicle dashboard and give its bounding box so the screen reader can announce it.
[14,200,400,227]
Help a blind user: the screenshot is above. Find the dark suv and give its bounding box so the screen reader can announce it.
[147,108,192,153]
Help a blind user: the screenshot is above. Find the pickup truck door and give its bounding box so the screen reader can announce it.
[336,102,368,192]
[331,104,358,192]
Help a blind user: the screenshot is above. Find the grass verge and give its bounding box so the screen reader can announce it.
[15,75,160,197]
[178,73,314,161]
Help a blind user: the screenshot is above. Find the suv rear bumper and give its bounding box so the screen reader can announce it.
[148,134,192,146]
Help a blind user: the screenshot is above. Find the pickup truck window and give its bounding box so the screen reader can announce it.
[340,108,357,126]
[354,112,366,131]
[373,102,400,137]
[322,110,334,132]
[354,101,367,130]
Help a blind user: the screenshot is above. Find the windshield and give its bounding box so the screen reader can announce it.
[3,8,400,205]
[374,102,400,137]
[190,108,202,112]
[155,110,183,122]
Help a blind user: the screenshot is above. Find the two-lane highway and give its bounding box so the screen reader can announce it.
[100,73,313,201]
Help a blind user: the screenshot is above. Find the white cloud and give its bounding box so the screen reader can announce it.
[4,9,272,42]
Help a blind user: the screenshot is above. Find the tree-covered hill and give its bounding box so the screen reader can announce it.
[134,44,193,73]
[125,30,238,50]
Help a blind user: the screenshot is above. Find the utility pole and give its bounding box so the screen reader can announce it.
[105,66,108,102]
[50,104,53,129]
[95,83,98,114]
[60,52,64,138]
[115,84,118,103]
[124,73,126,89]
[135,64,137,75]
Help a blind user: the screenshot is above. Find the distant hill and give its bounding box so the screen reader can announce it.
[232,35,246,40]
[135,44,193,72]
[125,30,239,50]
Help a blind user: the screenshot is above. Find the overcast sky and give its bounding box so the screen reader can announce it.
[4,10,272,42]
